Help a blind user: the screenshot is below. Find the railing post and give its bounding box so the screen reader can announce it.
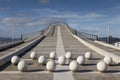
[75,30,77,36]
[21,35,23,40]
[96,35,98,40]
[41,30,44,35]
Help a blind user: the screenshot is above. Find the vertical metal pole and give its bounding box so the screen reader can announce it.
[21,35,23,40]
[11,25,14,42]
[107,25,110,43]
[41,30,43,35]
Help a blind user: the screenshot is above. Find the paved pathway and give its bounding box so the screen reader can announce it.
[53,26,74,80]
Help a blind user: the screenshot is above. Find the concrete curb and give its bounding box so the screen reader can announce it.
[95,40,120,51]
[65,26,120,64]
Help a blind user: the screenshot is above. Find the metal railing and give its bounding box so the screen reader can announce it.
[0,26,49,46]
[0,38,22,46]
[21,31,43,41]
[67,25,98,41]
[21,24,55,41]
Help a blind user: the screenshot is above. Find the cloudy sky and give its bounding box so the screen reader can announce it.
[0,0,120,38]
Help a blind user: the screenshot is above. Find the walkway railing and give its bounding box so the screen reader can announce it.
[0,26,49,47]
[21,26,50,41]
[67,25,98,41]
[21,31,43,41]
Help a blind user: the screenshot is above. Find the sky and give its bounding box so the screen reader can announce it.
[0,0,120,38]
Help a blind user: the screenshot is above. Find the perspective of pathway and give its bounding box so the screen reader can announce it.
[0,23,120,80]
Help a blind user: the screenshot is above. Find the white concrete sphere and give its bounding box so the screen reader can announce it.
[97,61,107,72]
[104,56,112,65]
[118,42,120,47]
[77,56,85,65]
[65,52,72,59]
[30,51,37,59]
[46,60,56,72]
[85,52,92,59]
[114,43,119,47]
[69,61,79,72]
[11,56,20,65]
[58,56,66,65]
[38,56,46,64]
[50,52,56,59]
[17,60,28,72]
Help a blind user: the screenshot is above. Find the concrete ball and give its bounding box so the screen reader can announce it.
[69,61,79,72]
[58,56,66,65]
[85,52,92,59]
[77,56,85,65]
[65,52,72,59]
[11,56,20,65]
[46,60,56,72]
[114,43,119,47]
[30,51,37,59]
[38,56,46,64]
[97,61,107,72]
[17,60,28,72]
[50,52,56,59]
[104,56,112,65]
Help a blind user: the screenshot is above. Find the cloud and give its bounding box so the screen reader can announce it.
[106,16,120,24]
[0,25,13,37]
[44,11,103,19]
[0,8,108,37]
[0,17,58,28]
[33,8,58,13]
[25,18,53,27]
[2,18,31,23]
[0,17,32,26]
[0,29,10,37]
[80,13,103,19]
[0,7,9,11]
[32,8,104,19]
[0,17,56,37]
[39,0,50,4]
[12,8,104,21]
[15,13,38,17]
[111,6,120,11]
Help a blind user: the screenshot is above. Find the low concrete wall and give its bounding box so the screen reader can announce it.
[95,40,120,51]
[65,26,120,64]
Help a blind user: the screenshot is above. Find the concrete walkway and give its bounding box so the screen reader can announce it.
[56,26,65,57]
[53,26,74,80]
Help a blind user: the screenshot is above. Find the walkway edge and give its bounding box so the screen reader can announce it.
[65,26,120,64]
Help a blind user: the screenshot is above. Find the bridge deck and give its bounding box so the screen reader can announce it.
[0,25,120,80]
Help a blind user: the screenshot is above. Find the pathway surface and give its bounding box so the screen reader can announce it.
[53,26,74,80]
